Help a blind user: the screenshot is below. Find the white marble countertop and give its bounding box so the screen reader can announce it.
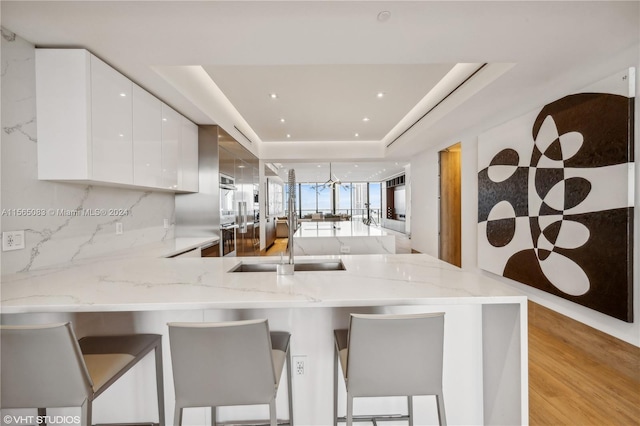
[295,221,391,238]
[156,236,220,257]
[1,237,525,313]
[108,236,221,259]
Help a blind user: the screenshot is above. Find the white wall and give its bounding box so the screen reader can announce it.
[1,29,176,274]
[410,48,640,346]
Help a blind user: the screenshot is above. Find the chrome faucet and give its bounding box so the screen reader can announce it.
[278,169,297,275]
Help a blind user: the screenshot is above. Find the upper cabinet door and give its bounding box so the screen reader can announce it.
[180,118,199,192]
[36,49,198,193]
[90,55,133,184]
[133,85,163,188]
[161,104,181,190]
[35,49,92,180]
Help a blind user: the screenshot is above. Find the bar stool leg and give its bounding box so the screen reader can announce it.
[86,399,93,426]
[333,348,338,426]
[154,342,165,426]
[174,405,183,426]
[269,399,277,426]
[37,408,47,426]
[346,393,353,426]
[408,396,414,426]
[286,347,294,425]
[79,400,89,426]
[211,406,217,426]
[436,394,447,426]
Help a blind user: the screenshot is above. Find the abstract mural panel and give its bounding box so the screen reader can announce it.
[478,68,635,322]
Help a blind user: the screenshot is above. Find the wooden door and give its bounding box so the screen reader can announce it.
[439,143,462,267]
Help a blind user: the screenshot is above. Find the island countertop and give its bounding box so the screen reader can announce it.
[294,220,391,237]
[0,241,528,426]
[0,239,524,314]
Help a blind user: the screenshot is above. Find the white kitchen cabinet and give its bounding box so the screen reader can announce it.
[161,104,181,190]
[180,117,199,192]
[35,49,135,184]
[133,85,163,187]
[35,48,198,193]
[36,49,92,181]
[90,55,133,184]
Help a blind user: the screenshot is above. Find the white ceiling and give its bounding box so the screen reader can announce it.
[204,63,454,142]
[2,1,638,182]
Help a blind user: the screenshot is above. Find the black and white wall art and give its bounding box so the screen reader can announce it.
[478,68,635,322]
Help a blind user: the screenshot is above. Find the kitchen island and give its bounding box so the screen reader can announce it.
[293,220,396,255]
[1,242,527,426]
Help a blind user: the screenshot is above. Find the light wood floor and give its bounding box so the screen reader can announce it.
[528,301,640,425]
[264,238,288,256]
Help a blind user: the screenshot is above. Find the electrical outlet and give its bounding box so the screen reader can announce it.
[340,245,351,254]
[163,219,169,229]
[116,222,123,235]
[293,355,306,376]
[2,230,25,251]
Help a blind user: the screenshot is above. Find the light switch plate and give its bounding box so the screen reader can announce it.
[3,230,25,251]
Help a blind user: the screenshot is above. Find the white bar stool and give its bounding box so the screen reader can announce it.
[1,322,165,426]
[333,312,446,426]
[168,319,293,426]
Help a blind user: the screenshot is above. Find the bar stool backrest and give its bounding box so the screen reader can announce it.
[1,323,93,409]
[168,319,277,407]
[346,312,445,398]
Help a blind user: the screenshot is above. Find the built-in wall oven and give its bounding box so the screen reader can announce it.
[220,173,238,256]
[220,222,238,256]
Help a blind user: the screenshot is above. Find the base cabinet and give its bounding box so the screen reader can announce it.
[201,243,220,257]
[265,217,276,249]
[1,302,527,426]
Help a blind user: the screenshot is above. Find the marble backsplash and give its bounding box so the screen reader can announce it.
[1,28,176,274]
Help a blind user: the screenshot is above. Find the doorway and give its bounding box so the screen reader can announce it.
[439,143,462,267]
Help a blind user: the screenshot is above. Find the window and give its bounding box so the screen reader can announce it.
[351,183,368,220]
[336,183,352,216]
[369,182,381,207]
[316,185,331,214]
[291,181,382,220]
[368,182,382,222]
[299,184,316,217]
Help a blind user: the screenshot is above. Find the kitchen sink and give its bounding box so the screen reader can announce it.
[228,260,346,273]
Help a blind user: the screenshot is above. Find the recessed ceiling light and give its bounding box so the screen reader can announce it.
[362,117,370,122]
[269,93,278,99]
[280,118,285,123]
[377,11,391,22]
[119,93,127,97]
[354,164,359,168]
[376,92,385,98]
[286,134,291,138]
[355,133,359,137]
